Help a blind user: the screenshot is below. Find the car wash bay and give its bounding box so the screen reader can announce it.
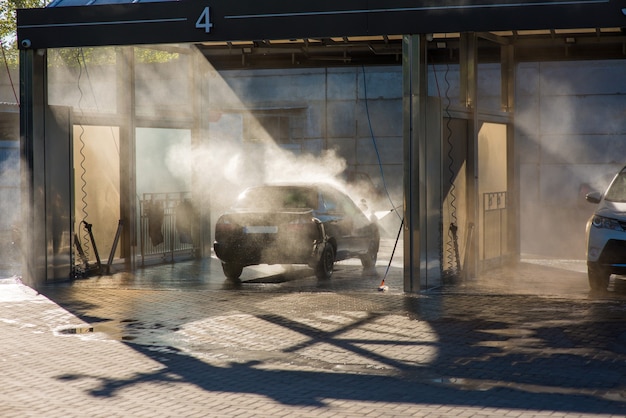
[16,0,626,291]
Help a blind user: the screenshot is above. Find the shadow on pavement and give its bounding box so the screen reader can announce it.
[42,257,626,415]
[56,336,626,413]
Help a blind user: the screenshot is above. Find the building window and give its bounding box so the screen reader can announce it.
[244,110,303,145]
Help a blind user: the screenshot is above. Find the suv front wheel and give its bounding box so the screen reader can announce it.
[222,262,243,280]
[315,244,335,280]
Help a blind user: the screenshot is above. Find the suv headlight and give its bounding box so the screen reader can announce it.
[592,215,625,231]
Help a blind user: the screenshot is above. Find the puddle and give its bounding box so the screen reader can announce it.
[56,326,94,335]
[55,320,179,345]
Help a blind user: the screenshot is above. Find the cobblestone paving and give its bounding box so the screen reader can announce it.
[1,255,626,417]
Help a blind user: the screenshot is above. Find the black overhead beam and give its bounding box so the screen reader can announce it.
[193,31,626,70]
[17,0,626,50]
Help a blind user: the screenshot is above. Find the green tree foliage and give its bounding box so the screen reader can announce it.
[1,0,46,64]
[46,47,180,71]
[1,0,179,67]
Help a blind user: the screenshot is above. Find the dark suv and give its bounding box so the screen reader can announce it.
[214,183,380,280]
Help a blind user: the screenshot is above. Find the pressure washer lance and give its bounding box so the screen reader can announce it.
[377,218,403,292]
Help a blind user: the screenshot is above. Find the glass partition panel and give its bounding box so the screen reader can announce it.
[136,128,193,261]
[73,125,121,266]
[48,47,117,113]
[478,122,508,263]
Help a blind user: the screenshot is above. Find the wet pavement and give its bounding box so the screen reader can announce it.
[1,240,626,417]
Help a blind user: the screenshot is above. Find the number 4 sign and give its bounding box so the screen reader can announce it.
[195,7,213,33]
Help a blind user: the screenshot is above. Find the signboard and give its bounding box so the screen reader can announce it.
[17,0,626,49]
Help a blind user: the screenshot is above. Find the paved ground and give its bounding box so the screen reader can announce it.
[1,242,626,417]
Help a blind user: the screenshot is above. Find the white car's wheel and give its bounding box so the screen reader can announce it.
[588,264,610,291]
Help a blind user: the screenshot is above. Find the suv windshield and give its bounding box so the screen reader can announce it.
[234,186,317,210]
[604,169,626,203]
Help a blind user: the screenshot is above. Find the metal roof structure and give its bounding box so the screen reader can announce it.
[47,0,172,6]
[18,0,626,69]
[14,0,626,290]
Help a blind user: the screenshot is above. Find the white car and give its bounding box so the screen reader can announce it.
[585,166,626,291]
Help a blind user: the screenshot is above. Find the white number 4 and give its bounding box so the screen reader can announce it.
[196,7,213,33]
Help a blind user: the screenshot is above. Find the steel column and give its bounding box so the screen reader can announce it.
[459,33,479,279]
[19,49,47,288]
[117,47,137,269]
[503,44,520,262]
[402,34,427,293]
